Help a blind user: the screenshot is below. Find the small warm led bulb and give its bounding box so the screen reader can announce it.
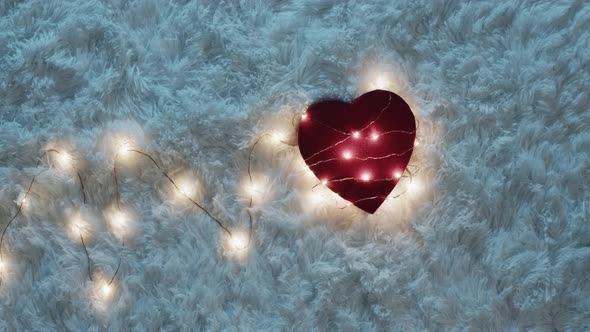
[229,232,248,251]
[343,151,352,160]
[111,210,128,227]
[101,284,112,297]
[393,170,402,179]
[57,152,72,168]
[321,179,328,186]
[414,139,420,147]
[408,179,421,193]
[374,75,389,89]
[177,181,193,197]
[301,113,308,120]
[371,133,379,141]
[270,131,284,143]
[117,141,132,155]
[71,219,82,233]
[21,197,27,205]
[361,173,371,182]
[352,131,360,139]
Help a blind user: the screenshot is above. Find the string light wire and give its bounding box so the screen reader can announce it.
[1,148,90,284]
[113,149,232,236]
[80,232,93,281]
[1,92,422,290]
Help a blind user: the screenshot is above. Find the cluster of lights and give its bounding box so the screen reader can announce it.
[0,137,254,302]
[1,75,425,305]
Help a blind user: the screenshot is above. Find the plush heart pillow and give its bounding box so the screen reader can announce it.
[297,90,416,214]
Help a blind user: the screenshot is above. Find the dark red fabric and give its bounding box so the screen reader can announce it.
[297,90,416,214]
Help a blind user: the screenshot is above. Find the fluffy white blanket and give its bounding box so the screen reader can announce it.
[1,0,589,330]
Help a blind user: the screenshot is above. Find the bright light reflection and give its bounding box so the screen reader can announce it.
[101,284,112,297]
[343,151,352,160]
[374,74,390,90]
[56,152,72,169]
[393,170,402,179]
[177,179,195,198]
[117,140,132,156]
[223,229,250,261]
[105,206,134,241]
[270,131,285,143]
[242,174,271,205]
[361,173,371,182]
[408,178,421,193]
[92,276,117,310]
[68,214,89,240]
[352,131,360,139]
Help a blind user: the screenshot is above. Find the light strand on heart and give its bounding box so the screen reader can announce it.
[301,94,392,137]
[305,145,416,168]
[312,166,418,189]
[299,94,394,163]
[297,92,420,210]
[247,101,420,216]
[337,165,420,209]
[300,94,419,163]
[302,128,417,163]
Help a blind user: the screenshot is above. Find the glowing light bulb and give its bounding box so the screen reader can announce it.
[414,139,420,147]
[343,151,352,160]
[301,113,308,121]
[408,179,421,193]
[352,131,360,139]
[393,170,402,179]
[117,141,132,155]
[230,234,248,251]
[223,229,250,261]
[101,284,112,297]
[270,131,285,143]
[374,74,390,90]
[361,173,371,182]
[371,133,379,141]
[72,219,82,233]
[177,180,194,197]
[109,209,129,235]
[57,152,72,168]
[321,179,328,186]
[20,197,27,205]
[0,260,4,270]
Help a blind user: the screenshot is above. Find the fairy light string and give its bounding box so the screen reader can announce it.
[112,149,232,236]
[243,133,298,246]
[0,148,91,284]
[0,87,423,299]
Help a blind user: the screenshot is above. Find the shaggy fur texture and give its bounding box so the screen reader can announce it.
[1,0,589,330]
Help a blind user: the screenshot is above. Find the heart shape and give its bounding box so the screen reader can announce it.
[297,90,416,214]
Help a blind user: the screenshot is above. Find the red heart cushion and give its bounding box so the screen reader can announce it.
[297,90,416,214]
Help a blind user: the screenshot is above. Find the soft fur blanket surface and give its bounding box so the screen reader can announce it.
[1,0,589,331]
